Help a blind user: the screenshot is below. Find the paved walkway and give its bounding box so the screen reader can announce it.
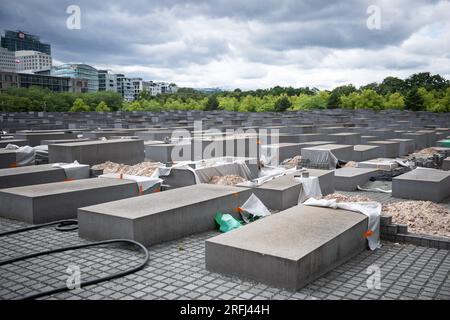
[1,215,449,300]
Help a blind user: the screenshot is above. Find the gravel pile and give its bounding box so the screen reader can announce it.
[209,175,247,186]
[281,155,302,168]
[91,161,161,177]
[382,201,450,238]
[413,147,440,157]
[322,193,373,202]
[344,161,358,167]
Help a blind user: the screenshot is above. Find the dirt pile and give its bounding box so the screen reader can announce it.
[91,161,160,177]
[382,201,450,238]
[209,175,247,186]
[322,193,373,202]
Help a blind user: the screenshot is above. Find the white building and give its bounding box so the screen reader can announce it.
[116,74,134,102]
[98,70,117,92]
[144,81,178,96]
[0,47,16,72]
[15,50,52,73]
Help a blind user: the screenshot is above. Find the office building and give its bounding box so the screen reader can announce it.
[1,30,51,55]
[52,63,98,92]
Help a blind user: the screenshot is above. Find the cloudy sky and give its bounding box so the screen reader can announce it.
[1,0,449,89]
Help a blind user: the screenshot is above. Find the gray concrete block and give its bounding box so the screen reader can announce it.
[14,131,78,147]
[367,141,400,158]
[238,174,302,211]
[0,178,139,223]
[327,133,361,145]
[41,138,91,145]
[389,139,415,156]
[334,167,380,191]
[48,139,145,165]
[78,184,252,246]
[0,139,29,148]
[352,145,381,162]
[392,169,450,202]
[205,204,368,290]
[0,164,67,188]
[443,157,450,171]
[401,132,428,150]
[0,150,17,169]
[301,144,354,162]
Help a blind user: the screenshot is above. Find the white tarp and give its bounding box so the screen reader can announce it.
[295,176,323,203]
[52,161,90,180]
[303,198,381,251]
[239,166,298,187]
[239,193,271,223]
[301,149,338,169]
[151,158,253,185]
[100,173,163,192]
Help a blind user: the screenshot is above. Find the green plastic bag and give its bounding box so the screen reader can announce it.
[214,212,242,233]
[439,139,450,148]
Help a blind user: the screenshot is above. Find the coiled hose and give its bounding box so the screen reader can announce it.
[0,220,150,300]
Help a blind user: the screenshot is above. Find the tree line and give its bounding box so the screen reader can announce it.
[0,72,449,113]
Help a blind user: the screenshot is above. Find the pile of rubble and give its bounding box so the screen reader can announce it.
[413,147,440,157]
[322,193,373,203]
[281,155,302,169]
[382,201,450,238]
[91,161,161,177]
[209,175,247,186]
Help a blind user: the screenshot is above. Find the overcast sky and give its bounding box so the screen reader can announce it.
[1,0,449,89]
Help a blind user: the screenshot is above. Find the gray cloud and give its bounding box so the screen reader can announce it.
[0,0,449,88]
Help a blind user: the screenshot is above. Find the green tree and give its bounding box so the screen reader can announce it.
[95,101,111,112]
[274,95,292,112]
[327,84,356,109]
[404,89,424,111]
[383,92,405,110]
[69,98,90,112]
[205,95,219,110]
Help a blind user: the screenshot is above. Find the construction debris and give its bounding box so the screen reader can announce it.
[209,175,247,186]
[382,201,450,238]
[281,155,302,168]
[344,161,358,168]
[322,193,373,203]
[91,161,160,177]
[413,147,440,157]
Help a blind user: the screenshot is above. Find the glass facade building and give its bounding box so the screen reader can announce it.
[52,63,98,92]
[1,30,51,55]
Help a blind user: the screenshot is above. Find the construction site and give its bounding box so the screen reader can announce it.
[0,109,450,301]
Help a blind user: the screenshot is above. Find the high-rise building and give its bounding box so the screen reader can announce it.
[98,70,117,92]
[0,47,16,72]
[116,74,134,101]
[52,63,98,92]
[15,50,52,73]
[1,30,51,55]
[0,71,19,91]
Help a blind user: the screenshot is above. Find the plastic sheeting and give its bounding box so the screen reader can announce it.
[239,193,271,223]
[52,161,90,180]
[303,198,381,251]
[301,149,338,169]
[295,176,322,203]
[5,144,35,166]
[152,158,252,185]
[239,166,298,187]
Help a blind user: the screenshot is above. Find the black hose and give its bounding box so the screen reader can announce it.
[0,220,150,300]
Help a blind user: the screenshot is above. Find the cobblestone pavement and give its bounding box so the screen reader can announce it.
[1,188,449,300]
